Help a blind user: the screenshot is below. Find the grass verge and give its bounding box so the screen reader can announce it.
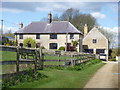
[10,59,105,88]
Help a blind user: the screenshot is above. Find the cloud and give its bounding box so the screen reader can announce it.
[1,2,108,13]
[102,26,118,33]
[0,24,18,33]
[101,26,118,47]
[90,12,106,19]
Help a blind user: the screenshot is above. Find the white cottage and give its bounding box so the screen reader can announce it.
[15,13,83,52]
[83,25,109,61]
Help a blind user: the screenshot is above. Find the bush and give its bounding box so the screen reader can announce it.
[41,46,45,49]
[109,58,116,61]
[2,69,48,88]
[58,46,65,51]
[23,38,36,48]
[45,59,102,71]
[71,40,78,47]
[67,59,102,71]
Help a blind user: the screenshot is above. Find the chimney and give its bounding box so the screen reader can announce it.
[48,12,52,23]
[19,23,23,29]
[84,24,88,36]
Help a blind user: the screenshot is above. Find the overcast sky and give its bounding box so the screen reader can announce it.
[0,1,119,47]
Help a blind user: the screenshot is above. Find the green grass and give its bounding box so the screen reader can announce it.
[11,61,105,88]
[1,51,78,66]
[1,51,77,61]
[109,58,116,61]
[0,51,16,61]
[44,55,76,60]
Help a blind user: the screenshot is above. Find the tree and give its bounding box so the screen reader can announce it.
[71,14,96,32]
[53,14,59,21]
[98,27,114,48]
[23,38,36,48]
[3,29,15,38]
[40,8,97,33]
[59,8,97,32]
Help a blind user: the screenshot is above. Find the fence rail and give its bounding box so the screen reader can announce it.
[1,45,95,75]
[0,45,43,75]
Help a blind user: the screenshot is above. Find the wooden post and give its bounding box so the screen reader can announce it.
[79,54,81,63]
[73,55,75,65]
[71,54,74,67]
[16,47,19,72]
[58,54,60,66]
[39,48,43,70]
[34,50,37,70]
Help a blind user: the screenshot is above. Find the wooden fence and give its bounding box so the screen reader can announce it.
[43,53,95,67]
[0,45,95,75]
[0,45,43,74]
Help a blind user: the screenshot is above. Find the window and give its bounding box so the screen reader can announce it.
[19,43,23,47]
[27,43,31,48]
[84,49,93,53]
[19,34,23,39]
[50,34,57,39]
[93,39,97,43]
[49,43,57,49]
[36,34,40,39]
[70,34,74,39]
[36,43,40,48]
[96,49,105,54]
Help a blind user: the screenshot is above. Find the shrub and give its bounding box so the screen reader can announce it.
[23,38,36,48]
[71,40,78,47]
[3,40,17,46]
[58,46,65,51]
[74,48,77,52]
[109,58,116,61]
[2,69,47,88]
[67,59,102,71]
[45,59,102,71]
[41,46,45,49]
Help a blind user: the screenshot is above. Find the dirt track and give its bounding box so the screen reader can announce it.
[84,62,118,88]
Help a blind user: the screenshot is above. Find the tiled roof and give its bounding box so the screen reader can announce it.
[15,21,82,34]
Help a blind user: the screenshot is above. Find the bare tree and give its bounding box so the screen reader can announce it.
[60,8,97,32]
[98,27,114,48]
[40,8,97,33]
[53,14,59,21]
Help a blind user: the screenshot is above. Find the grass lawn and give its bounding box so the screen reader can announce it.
[44,55,78,60]
[11,62,105,88]
[1,51,77,66]
[0,51,17,61]
[1,51,76,61]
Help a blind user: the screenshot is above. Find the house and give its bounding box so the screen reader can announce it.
[82,24,109,61]
[14,13,83,52]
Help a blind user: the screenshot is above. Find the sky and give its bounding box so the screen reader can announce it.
[0,1,119,47]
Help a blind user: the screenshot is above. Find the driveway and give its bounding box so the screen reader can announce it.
[84,61,118,88]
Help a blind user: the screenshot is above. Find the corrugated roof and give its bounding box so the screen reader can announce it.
[15,21,82,34]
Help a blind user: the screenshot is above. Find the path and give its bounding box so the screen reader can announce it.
[84,61,118,88]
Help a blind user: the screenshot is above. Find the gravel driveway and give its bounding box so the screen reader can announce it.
[84,61,118,88]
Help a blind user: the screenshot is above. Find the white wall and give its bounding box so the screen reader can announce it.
[16,33,82,52]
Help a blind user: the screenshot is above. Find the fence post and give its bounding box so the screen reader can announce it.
[73,55,75,65]
[39,47,43,70]
[58,54,60,67]
[34,50,37,70]
[16,47,19,72]
[71,54,74,67]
